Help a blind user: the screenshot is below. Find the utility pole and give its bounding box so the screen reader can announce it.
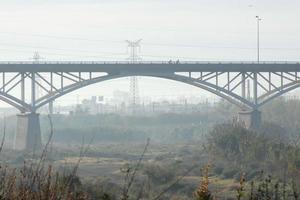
[126,39,142,113]
[256,16,262,63]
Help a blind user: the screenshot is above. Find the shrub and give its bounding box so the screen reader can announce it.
[222,168,239,179]
[213,166,224,175]
[143,163,175,184]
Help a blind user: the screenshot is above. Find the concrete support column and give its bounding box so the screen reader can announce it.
[238,109,261,129]
[14,112,42,151]
[49,101,54,114]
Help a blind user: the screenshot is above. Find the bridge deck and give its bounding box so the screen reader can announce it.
[0,61,299,72]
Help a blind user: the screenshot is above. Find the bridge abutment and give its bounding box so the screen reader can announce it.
[238,109,261,129]
[14,112,42,151]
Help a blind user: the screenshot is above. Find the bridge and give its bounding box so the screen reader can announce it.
[1,61,300,150]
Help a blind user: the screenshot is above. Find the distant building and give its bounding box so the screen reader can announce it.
[77,96,103,115]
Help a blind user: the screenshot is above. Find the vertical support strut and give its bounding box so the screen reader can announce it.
[49,72,54,114]
[216,72,218,90]
[61,72,64,90]
[21,73,25,101]
[227,72,230,90]
[241,73,246,99]
[79,72,82,81]
[50,72,53,89]
[280,72,283,89]
[31,72,36,110]
[2,72,5,92]
[269,72,271,91]
[253,72,258,105]
[21,73,25,112]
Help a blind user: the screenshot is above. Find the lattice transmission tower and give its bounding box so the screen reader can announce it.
[126,40,142,111]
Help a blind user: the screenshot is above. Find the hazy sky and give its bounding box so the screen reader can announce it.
[0,0,299,107]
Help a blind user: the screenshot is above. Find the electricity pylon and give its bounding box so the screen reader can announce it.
[126,39,142,113]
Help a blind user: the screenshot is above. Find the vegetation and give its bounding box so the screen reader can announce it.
[0,98,299,199]
[206,122,300,199]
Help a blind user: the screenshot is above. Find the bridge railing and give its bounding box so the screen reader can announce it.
[0,61,299,65]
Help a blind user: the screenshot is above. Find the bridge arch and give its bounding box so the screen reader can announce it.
[0,91,31,112]
[34,73,256,110]
[258,81,300,108]
[0,72,299,112]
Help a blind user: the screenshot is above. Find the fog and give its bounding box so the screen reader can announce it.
[0,1,299,199]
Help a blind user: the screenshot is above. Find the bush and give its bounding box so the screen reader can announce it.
[245,170,262,181]
[213,166,224,175]
[222,168,239,179]
[143,163,175,184]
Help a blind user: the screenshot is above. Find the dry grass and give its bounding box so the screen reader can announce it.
[0,115,88,200]
[0,117,299,200]
[194,165,213,200]
[0,163,87,200]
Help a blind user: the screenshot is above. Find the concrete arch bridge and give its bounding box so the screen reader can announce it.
[0,61,300,150]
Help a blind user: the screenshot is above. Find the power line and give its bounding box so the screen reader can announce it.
[0,40,299,61]
[1,32,300,51]
[144,42,300,51]
[0,49,127,60]
[0,48,298,62]
[0,32,124,44]
[0,42,127,56]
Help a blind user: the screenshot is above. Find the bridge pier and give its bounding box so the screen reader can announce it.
[14,112,42,151]
[238,109,261,129]
[49,101,54,114]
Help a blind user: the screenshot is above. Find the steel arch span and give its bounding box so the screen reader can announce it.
[34,73,255,110]
[0,62,299,112]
